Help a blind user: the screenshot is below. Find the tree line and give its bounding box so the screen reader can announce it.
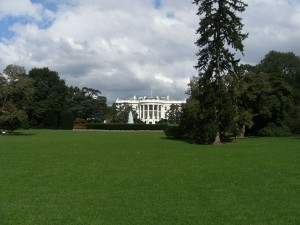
[178,50,300,140]
[0,64,184,132]
[1,48,299,137]
[166,0,300,143]
[0,65,141,131]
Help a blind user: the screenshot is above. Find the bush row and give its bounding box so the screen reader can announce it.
[164,125,185,139]
[164,125,236,143]
[85,123,167,131]
[258,124,292,137]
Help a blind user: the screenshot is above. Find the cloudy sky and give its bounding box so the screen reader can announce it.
[0,0,300,103]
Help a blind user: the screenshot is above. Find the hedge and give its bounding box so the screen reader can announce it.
[164,125,185,139]
[258,124,292,137]
[85,123,167,131]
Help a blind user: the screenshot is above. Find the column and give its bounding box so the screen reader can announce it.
[139,105,141,119]
[152,104,154,120]
[159,105,161,120]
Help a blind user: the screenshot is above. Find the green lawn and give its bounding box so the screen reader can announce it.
[0,130,299,225]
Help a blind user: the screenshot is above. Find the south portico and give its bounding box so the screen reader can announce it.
[115,95,186,124]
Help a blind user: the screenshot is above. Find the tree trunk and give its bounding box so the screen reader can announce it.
[214,132,221,144]
[238,124,246,138]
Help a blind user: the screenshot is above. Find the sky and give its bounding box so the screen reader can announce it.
[0,0,300,104]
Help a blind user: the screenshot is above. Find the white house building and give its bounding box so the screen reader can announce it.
[115,95,186,124]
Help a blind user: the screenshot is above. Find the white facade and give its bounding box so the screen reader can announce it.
[115,96,186,124]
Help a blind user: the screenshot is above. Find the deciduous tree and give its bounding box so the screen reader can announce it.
[28,67,67,128]
[166,104,182,124]
[0,65,33,131]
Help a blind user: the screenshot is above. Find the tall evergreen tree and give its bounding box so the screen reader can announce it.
[186,0,248,143]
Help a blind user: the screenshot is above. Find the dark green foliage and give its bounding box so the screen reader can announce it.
[241,72,293,134]
[0,101,28,131]
[180,77,238,144]
[258,123,292,137]
[178,87,217,144]
[73,118,87,125]
[26,68,108,129]
[165,104,183,124]
[193,122,218,144]
[28,67,67,128]
[241,51,299,135]
[156,118,168,124]
[65,86,108,123]
[294,105,300,134]
[257,51,300,78]
[58,110,74,129]
[257,51,300,133]
[80,87,107,122]
[164,125,185,139]
[1,65,109,130]
[86,123,167,131]
[182,0,248,144]
[108,103,140,124]
[73,118,87,129]
[0,65,34,131]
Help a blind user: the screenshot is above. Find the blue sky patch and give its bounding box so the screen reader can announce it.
[0,16,36,40]
[166,12,175,19]
[0,1,57,40]
[31,0,58,12]
[0,18,15,40]
[0,15,53,40]
[153,0,162,9]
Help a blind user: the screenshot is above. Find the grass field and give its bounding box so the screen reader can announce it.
[0,130,299,225]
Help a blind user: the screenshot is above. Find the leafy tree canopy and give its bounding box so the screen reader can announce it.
[0,65,34,131]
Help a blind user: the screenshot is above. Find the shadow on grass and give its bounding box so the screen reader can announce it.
[246,135,300,139]
[290,135,300,139]
[160,136,196,144]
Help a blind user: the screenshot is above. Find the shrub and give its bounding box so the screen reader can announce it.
[191,123,217,144]
[220,133,235,143]
[86,123,167,131]
[73,118,87,129]
[74,118,87,125]
[258,124,292,137]
[164,125,185,139]
[73,124,87,129]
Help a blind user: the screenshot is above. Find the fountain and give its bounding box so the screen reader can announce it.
[128,111,134,124]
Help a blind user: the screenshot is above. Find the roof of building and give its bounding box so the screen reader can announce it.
[116,95,186,103]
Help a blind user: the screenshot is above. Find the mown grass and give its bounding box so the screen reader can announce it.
[0,130,299,225]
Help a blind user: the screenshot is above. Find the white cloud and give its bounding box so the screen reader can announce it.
[0,0,54,23]
[242,0,300,63]
[0,0,40,19]
[155,73,174,84]
[0,0,300,103]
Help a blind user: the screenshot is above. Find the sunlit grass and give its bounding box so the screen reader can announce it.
[0,130,299,225]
